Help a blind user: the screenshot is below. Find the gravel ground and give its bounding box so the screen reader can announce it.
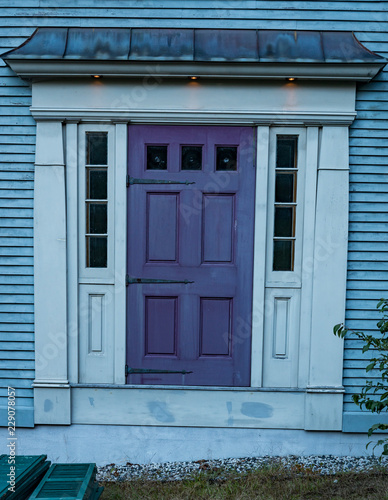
[97,455,388,482]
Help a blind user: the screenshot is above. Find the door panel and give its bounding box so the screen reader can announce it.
[202,194,235,263]
[146,193,179,263]
[145,296,177,356]
[127,125,255,386]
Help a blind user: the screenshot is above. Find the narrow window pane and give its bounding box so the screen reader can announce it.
[147,146,167,170]
[87,237,107,268]
[216,147,237,171]
[87,203,107,234]
[276,136,297,169]
[273,240,293,271]
[86,132,108,165]
[87,169,107,200]
[274,207,294,237]
[275,173,295,203]
[182,146,202,170]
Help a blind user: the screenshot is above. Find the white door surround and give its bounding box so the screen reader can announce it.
[28,76,353,431]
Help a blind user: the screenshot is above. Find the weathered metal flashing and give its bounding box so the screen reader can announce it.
[1,28,386,81]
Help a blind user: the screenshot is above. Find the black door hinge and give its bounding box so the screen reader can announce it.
[126,365,193,378]
[126,274,194,286]
[127,175,195,188]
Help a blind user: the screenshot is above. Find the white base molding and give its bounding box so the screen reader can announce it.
[305,392,344,431]
[32,385,347,430]
[34,386,71,425]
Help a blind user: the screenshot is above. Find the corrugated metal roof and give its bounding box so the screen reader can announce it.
[2,27,385,64]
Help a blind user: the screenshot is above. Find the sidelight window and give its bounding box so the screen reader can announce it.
[273,136,298,271]
[85,132,108,268]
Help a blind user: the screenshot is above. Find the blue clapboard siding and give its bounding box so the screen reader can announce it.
[0,1,387,429]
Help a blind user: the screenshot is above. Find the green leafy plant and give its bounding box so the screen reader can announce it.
[334,299,388,457]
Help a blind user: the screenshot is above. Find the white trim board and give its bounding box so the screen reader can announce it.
[71,387,305,428]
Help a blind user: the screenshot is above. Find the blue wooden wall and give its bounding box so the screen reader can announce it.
[0,1,387,429]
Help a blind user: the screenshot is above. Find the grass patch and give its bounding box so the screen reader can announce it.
[100,465,388,500]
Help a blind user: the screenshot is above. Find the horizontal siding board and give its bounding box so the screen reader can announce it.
[0,265,33,276]
[0,400,33,414]
[0,219,33,229]
[343,339,373,350]
[350,173,388,183]
[0,332,34,342]
[0,127,36,136]
[0,395,33,406]
[0,229,33,238]
[0,335,34,350]
[0,199,33,209]
[348,232,388,242]
[0,326,34,335]
[348,262,388,271]
[0,96,32,106]
[350,149,388,158]
[342,320,383,331]
[0,1,385,9]
[0,164,35,172]
[0,378,33,388]
[0,247,33,256]
[0,137,35,145]
[348,270,388,280]
[343,307,381,319]
[0,117,36,127]
[0,236,33,245]
[0,312,34,323]
[0,275,34,285]
[0,145,35,154]
[347,290,388,300]
[349,222,388,231]
[344,348,375,359]
[0,285,33,294]
[0,303,33,313]
[348,252,388,262]
[0,156,35,165]
[0,257,33,266]
[0,294,33,303]
[346,281,388,291]
[0,172,34,181]
[0,360,34,369]
[356,92,388,101]
[0,87,32,97]
[0,387,32,397]
[344,358,376,368]
[0,369,34,378]
[349,203,388,212]
[0,0,386,7]
[0,189,34,198]
[350,120,388,129]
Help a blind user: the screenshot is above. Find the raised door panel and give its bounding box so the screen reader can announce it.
[127,125,255,387]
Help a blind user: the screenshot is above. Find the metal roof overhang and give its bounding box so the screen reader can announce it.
[2,28,386,82]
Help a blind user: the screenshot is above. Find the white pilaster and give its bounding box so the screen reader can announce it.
[33,120,70,424]
[66,122,79,384]
[305,126,349,430]
[251,126,270,387]
[114,122,128,384]
[298,127,319,388]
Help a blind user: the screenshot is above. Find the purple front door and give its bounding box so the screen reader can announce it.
[126,125,255,386]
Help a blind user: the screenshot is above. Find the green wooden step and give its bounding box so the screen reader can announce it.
[0,455,50,500]
[29,463,103,500]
